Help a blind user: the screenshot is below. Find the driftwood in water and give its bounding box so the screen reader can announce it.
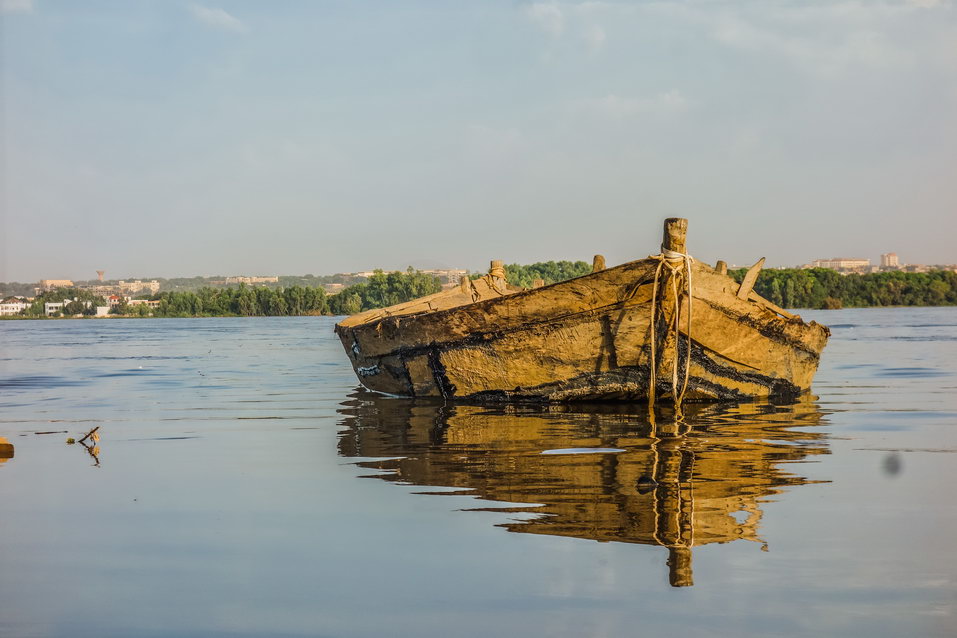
[335,219,829,402]
[75,428,101,466]
[0,437,13,462]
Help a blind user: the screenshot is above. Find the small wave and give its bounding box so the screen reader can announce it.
[875,367,948,378]
[126,436,201,441]
[59,355,193,361]
[0,375,86,389]
[898,324,957,329]
[96,369,168,378]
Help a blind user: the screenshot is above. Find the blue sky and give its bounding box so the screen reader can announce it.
[2,0,955,280]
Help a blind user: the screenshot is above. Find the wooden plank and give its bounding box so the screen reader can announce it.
[736,257,765,300]
[748,291,798,320]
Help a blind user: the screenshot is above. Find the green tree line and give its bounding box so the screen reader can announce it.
[150,270,444,317]
[326,269,443,315]
[12,266,956,318]
[470,260,593,288]
[729,268,957,309]
[150,285,331,317]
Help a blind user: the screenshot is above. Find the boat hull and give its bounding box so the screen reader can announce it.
[335,259,829,403]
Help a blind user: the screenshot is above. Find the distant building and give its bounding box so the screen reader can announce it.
[118,280,160,295]
[224,276,279,285]
[0,297,29,316]
[902,264,932,273]
[83,285,117,296]
[38,279,74,291]
[809,258,871,271]
[44,301,66,316]
[128,299,161,308]
[44,299,96,316]
[78,280,160,297]
[880,253,900,268]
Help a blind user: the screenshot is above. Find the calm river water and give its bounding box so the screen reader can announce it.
[1,308,955,637]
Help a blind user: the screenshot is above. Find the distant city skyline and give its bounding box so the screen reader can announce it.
[3,1,956,282]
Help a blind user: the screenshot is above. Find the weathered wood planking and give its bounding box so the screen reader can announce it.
[335,219,829,402]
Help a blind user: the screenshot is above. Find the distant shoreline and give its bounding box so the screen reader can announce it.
[3,305,957,323]
[4,266,956,319]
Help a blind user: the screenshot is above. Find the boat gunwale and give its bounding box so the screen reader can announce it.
[335,259,649,329]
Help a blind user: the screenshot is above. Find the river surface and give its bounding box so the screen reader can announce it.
[1,308,955,637]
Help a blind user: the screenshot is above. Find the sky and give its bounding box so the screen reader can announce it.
[1,0,955,281]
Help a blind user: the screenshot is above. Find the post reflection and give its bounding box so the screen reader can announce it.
[336,394,829,587]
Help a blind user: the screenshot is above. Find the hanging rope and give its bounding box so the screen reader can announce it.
[647,247,694,409]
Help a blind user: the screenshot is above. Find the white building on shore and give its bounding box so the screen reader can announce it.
[0,298,30,316]
[44,301,66,316]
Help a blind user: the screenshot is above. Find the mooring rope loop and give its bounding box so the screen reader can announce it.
[648,247,694,409]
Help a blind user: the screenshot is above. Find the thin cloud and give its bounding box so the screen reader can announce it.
[575,91,689,117]
[526,3,564,37]
[1,0,34,13]
[463,125,525,163]
[711,14,908,75]
[583,24,606,52]
[525,3,613,53]
[188,4,248,33]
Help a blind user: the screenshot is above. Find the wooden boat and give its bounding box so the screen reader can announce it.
[335,218,830,403]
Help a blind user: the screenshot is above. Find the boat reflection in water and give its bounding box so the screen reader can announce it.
[337,393,829,587]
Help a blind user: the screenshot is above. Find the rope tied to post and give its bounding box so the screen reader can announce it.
[648,247,694,409]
